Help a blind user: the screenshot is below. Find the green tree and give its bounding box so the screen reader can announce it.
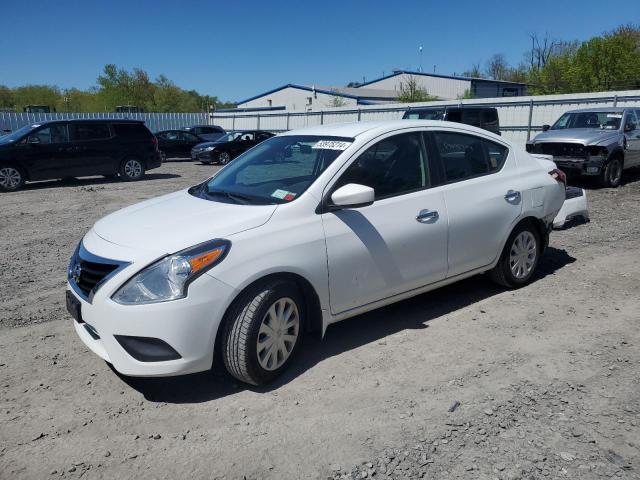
[397,75,437,102]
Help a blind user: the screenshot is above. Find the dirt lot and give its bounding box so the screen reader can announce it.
[1,162,639,480]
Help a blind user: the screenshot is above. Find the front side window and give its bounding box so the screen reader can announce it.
[405,109,445,120]
[551,112,622,130]
[28,124,69,144]
[624,111,638,130]
[192,135,352,205]
[335,133,428,200]
[433,132,508,183]
[71,123,111,141]
[180,132,200,142]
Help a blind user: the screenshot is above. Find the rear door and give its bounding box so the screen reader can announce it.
[624,111,640,167]
[321,131,448,314]
[68,123,114,175]
[428,130,522,277]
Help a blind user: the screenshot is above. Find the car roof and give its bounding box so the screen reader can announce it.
[279,120,499,139]
[31,119,144,126]
[567,107,629,113]
[407,105,496,111]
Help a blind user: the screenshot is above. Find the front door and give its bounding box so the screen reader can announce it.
[321,131,448,314]
[18,123,72,180]
[428,130,523,277]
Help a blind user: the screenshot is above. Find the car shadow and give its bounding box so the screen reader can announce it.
[568,166,640,189]
[117,246,575,404]
[20,173,181,191]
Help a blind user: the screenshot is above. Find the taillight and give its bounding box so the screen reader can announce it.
[151,136,158,148]
[549,168,566,185]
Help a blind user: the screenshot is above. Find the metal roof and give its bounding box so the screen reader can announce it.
[236,84,397,105]
[357,70,528,88]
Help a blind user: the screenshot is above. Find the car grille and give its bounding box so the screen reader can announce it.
[68,244,129,301]
[75,259,119,296]
[531,143,586,158]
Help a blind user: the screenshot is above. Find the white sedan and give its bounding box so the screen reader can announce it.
[66,121,565,385]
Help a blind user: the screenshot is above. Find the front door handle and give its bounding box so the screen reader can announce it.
[416,209,439,223]
[504,190,521,203]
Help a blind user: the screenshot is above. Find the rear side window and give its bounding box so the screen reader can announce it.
[404,109,445,120]
[461,109,482,127]
[432,132,508,183]
[445,110,462,122]
[71,123,111,141]
[482,109,499,130]
[112,123,151,139]
[335,132,429,200]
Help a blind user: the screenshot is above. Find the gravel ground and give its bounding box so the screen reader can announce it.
[1,162,639,479]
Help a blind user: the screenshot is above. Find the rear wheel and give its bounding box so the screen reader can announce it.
[599,156,623,188]
[221,279,303,386]
[119,158,145,181]
[0,165,25,192]
[490,223,540,288]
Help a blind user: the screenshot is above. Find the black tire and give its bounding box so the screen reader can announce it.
[221,279,304,386]
[490,222,541,289]
[119,158,145,181]
[599,155,623,188]
[0,165,26,192]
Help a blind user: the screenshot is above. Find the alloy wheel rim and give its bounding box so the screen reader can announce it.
[509,231,537,279]
[0,167,21,189]
[124,160,142,178]
[256,297,300,371]
[219,152,230,164]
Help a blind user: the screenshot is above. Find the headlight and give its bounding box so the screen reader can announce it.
[112,239,230,305]
[204,146,215,152]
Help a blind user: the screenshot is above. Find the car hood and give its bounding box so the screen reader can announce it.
[93,190,277,254]
[532,128,619,146]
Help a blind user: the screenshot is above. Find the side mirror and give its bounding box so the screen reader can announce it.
[541,124,550,132]
[330,183,375,209]
[625,123,636,133]
[27,135,40,144]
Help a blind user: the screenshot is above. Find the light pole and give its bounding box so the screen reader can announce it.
[418,46,423,72]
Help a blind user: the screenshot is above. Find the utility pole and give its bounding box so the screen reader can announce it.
[418,46,423,72]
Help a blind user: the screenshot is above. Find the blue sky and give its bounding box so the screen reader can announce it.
[0,0,633,102]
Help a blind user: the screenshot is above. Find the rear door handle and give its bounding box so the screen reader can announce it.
[416,209,439,223]
[504,190,521,203]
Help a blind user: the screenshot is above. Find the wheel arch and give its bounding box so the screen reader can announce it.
[0,160,30,180]
[212,271,324,369]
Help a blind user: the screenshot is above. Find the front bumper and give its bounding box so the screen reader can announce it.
[67,237,237,377]
[192,150,216,163]
[550,156,607,176]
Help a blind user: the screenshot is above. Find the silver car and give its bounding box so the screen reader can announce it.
[526,107,640,187]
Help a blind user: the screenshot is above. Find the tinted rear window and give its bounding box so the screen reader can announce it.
[70,123,111,141]
[112,123,151,139]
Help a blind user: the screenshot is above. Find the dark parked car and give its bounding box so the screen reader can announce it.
[403,106,501,135]
[156,129,211,159]
[183,125,226,141]
[0,119,161,192]
[191,130,275,164]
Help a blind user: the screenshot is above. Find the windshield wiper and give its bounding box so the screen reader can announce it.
[206,189,259,205]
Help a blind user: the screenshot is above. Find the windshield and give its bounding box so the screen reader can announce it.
[0,124,36,143]
[551,112,622,130]
[404,109,445,120]
[191,135,353,205]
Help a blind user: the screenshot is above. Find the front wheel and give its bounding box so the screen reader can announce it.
[0,165,26,192]
[599,156,623,188]
[490,223,540,288]
[221,280,304,386]
[119,158,145,181]
[218,151,231,165]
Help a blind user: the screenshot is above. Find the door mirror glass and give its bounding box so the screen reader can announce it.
[330,183,375,208]
[27,135,40,144]
[542,124,550,132]
[624,122,636,132]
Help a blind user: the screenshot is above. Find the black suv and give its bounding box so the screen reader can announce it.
[403,106,501,135]
[0,119,161,191]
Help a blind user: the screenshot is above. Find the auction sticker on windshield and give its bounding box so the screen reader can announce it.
[312,140,352,151]
[271,189,297,201]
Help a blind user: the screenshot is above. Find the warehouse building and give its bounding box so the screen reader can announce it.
[232,70,527,112]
